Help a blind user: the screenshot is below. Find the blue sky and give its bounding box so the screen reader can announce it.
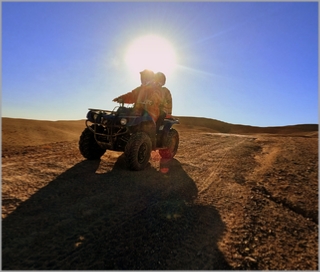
[2,2,318,126]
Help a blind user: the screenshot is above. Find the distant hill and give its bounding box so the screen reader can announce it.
[175,116,318,136]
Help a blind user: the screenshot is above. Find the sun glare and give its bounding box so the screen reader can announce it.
[125,35,177,78]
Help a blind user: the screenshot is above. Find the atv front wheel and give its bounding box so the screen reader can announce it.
[79,126,106,160]
[159,128,179,159]
[125,132,152,171]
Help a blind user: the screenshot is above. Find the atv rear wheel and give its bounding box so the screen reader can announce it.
[79,126,106,160]
[159,128,179,159]
[125,132,152,171]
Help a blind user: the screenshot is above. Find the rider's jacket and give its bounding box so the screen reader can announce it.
[117,84,162,123]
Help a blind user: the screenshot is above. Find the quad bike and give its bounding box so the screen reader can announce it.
[79,103,179,171]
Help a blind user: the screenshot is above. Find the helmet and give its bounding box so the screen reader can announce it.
[155,72,166,86]
[140,69,155,85]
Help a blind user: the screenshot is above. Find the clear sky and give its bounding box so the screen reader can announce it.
[2,2,318,126]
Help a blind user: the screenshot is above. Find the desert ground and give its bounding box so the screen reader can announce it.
[2,116,318,270]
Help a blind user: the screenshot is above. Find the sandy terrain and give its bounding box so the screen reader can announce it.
[1,116,318,270]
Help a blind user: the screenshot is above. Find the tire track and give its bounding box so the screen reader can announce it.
[198,137,248,195]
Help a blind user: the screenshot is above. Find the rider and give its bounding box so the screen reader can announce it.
[155,72,172,117]
[112,69,162,123]
[154,72,173,129]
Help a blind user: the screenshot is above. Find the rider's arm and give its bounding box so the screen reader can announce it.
[113,87,141,104]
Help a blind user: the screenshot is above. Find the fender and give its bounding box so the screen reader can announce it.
[126,111,154,127]
[157,118,179,146]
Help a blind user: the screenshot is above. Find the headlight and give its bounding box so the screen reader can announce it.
[120,118,127,125]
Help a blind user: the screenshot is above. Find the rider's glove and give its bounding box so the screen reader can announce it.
[113,97,123,103]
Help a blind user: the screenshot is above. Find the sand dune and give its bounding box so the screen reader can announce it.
[2,118,86,147]
[2,116,318,147]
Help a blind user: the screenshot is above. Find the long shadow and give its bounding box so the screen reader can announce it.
[2,155,231,270]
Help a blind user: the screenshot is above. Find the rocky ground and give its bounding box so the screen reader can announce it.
[1,120,318,270]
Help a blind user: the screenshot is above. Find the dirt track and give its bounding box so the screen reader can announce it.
[2,124,318,270]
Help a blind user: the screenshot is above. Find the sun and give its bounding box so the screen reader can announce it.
[125,35,177,78]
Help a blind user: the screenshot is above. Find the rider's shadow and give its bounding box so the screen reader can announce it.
[2,155,231,270]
